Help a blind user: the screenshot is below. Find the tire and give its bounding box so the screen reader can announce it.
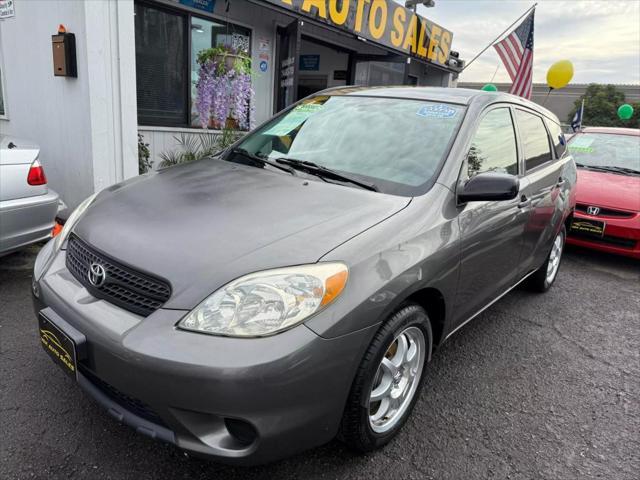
[340,304,432,452]
[525,226,566,293]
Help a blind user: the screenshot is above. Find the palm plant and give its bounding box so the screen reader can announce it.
[158,131,242,168]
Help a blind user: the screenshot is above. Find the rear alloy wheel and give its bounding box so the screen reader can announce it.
[526,226,566,292]
[340,304,432,452]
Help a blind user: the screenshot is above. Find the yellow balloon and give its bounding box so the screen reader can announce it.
[547,60,574,90]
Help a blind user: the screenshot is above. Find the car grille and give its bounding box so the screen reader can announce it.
[80,366,167,428]
[66,234,171,316]
[576,204,634,218]
[569,231,637,249]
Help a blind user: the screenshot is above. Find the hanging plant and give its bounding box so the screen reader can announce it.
[195,46,254,131]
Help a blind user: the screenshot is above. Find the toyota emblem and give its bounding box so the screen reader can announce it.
[586,206,600,216]
[88,262,107,287]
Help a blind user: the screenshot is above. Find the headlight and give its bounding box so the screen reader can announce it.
[53,192,99,252]
[36,192,98,281]
[178,263,348,337]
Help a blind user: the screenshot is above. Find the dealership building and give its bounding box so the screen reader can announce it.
[0,0,461,208]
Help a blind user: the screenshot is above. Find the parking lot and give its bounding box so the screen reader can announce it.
[1,245,638,480]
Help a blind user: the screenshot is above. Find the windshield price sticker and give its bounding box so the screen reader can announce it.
[264,103,324,136]
[570,137,594,148]
[568,136,595,153]
[416,104,458,119]
[568,145,594,153]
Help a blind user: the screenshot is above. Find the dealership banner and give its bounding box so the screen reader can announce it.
[263,0,453,67]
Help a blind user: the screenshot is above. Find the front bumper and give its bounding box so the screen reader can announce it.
[567,210,640,259]
[33,247,376,465]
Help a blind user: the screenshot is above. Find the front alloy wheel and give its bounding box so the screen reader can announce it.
[340,304,432,452]
[369,326,425,434]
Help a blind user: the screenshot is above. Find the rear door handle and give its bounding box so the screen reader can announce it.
[518,195,531,208]
[556,177,565,187]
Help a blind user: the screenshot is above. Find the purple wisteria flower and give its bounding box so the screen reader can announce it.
[195,52,254,130]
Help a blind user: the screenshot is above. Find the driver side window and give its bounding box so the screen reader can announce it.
[467,108,518,177]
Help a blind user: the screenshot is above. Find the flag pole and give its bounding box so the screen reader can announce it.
[461,3,537,72]
[579,99,585,130]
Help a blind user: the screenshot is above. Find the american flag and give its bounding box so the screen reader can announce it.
[493,11,535,99]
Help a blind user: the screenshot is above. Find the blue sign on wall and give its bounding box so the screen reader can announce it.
[299,55,320,71]
[179,0,216,13]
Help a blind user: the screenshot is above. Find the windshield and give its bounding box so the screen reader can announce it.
[568,133,640,173]
[231,95,465,195]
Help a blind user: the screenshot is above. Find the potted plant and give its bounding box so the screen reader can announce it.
[195,46,253,131]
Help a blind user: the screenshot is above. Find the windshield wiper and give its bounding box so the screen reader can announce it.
[275,158,378,192]
[576,163,640,175]
[227,147,296,175]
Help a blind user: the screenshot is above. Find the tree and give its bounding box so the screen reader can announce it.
[567,84,639,129]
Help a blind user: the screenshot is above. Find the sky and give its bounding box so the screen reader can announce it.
[413,0,640,85]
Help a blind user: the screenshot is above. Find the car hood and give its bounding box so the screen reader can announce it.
[576,169,640,212]
[73,159,411,309]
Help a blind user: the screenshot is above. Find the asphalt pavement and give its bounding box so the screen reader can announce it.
[1,244,638,480]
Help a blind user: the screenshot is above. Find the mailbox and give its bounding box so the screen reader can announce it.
[52,26,77,77]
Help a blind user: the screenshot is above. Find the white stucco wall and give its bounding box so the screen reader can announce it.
[0,0,138,208]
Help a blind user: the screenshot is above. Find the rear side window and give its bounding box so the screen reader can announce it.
[546,120,566,158]
[467,108,518,177]
[516,109,553,170]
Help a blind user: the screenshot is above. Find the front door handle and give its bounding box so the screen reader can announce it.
[518,195,531,208]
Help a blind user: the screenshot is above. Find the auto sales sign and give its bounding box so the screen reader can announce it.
[264,0,453,67]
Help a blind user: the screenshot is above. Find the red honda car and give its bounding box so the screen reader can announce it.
[566,127,640,259]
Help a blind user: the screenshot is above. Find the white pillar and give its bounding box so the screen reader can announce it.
[84,0,138,192]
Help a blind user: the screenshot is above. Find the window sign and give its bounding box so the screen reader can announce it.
[178,0,215,14]
[333,70,347,80]
[258,37,271,73]
[0,63,6,117]
[0,0,15,19]
[263,0,453,68]
[258,37,271,53]
[299,54,320,71]
[232,33,251,53]
[280,57,295,88]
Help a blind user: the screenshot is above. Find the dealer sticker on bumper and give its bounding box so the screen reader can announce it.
[570,219,605,237]
[39,313,78,380]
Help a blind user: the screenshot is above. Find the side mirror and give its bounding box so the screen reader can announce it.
[458,172,519,203]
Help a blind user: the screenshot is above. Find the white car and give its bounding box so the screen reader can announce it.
[0,135,60,256]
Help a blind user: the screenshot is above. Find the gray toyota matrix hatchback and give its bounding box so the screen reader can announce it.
[33,87,576,465]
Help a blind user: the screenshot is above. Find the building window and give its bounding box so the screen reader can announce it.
[134,1,252,128]
[190,17,251,127]
[135,3,187,126]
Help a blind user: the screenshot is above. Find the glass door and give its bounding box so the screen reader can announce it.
[275,19,302,112]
